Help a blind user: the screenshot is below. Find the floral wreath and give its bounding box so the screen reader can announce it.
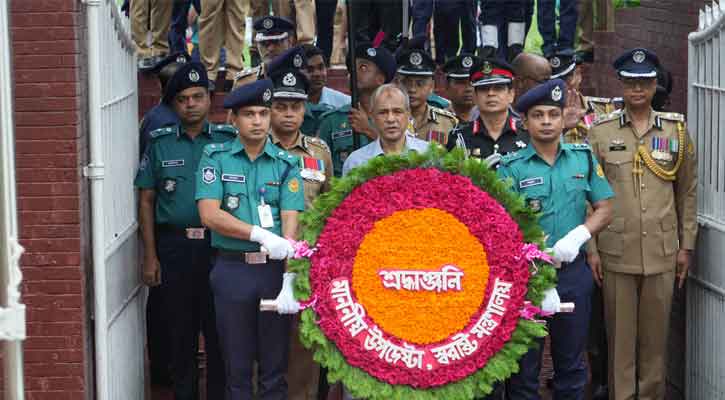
[289,146,557,399]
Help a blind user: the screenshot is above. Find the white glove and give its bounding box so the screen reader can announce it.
[540,288,562,314]
[274,272,300,314]
[552,225,591,263]
[250,226,295,260]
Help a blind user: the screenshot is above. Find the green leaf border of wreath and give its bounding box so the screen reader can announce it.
[288,144,557,400]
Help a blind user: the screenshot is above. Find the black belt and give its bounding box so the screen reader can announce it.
[217,250,269,265]
[157,225,208,240]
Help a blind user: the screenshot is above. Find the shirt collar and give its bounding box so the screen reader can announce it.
[270,130,305,151]
[371,135,418,156]
[229,136,278,159]
[520,139,565,162]
[177,120,212,140]
[474,111,518,137]
[620,107,661,130]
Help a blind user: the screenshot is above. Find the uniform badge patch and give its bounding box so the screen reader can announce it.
[163,178,177,193]
[410,52,422,66]
[515,140,527,148]
[550,56,561,68]
[551,86,563,102]
[527,199,542,213]
[293,54,304,68]
[367,48,377,57]
[226,195,240,210]
[188,70,200,82]
[633,50,645,64]
[596,164,605,178]
[482,61,493,75]
[519,177,544,189]
[263,18,274,29]
[263,89,272,102]
[288,177,300,193]
[462,56,473,68]
[283,72,296,86]
[202,167,216,184]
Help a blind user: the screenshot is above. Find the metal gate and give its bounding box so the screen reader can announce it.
[687,3,725,399]
[84,1,144,399]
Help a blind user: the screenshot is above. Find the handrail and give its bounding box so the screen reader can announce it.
[689,1,725,43]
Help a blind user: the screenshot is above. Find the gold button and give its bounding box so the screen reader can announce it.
[641,184,646,189]
[640,139,645,144]
[642,231,647,236]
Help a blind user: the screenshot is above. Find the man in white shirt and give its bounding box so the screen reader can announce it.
[342,84,428,175]
[302,44,351,109]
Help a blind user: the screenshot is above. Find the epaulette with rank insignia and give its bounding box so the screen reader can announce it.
[274,149,301,166]
[211,124,238,137]
[319,104,350,121]
[303,135,331,153]
[593,109,623,126]
[431,106,459,124]
[202,142,231,156]
[655,111,685,122]
[149,125,178,139]
[500,151,523,166]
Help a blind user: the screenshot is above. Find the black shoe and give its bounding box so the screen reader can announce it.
[507,44,523,62]
[591,384,608,400]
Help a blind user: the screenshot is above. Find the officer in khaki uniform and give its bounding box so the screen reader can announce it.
[588,49,697,400]
[395,43,458,145]
[267,66,332,400]
[234,16,296,89]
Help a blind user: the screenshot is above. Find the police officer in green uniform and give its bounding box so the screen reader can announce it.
[497,79,614,400]
[135,62,229,400]
[317,41,397,176]
[196,79,305,400]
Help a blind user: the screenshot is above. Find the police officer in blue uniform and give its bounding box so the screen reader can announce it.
[196,79,305,400]
[497,79,614,400]
[135,62,230,400]
[140,52,192,156]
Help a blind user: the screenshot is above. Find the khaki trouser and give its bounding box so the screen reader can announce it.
[603,270,675,400]
[272,0,317,44]
[330,0,347,66]
[287,314,320,400]
[199,0,247,80]
[130,0,172,57]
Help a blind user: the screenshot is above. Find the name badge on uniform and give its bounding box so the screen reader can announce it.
[332,129,353,140]
[519,177,544,189]
[161,159,185,167]
[221,174,246,183]
[609,139,626,151]
[300,157,326,182]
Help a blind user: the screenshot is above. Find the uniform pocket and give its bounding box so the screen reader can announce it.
[661,213,679,256]
[603,151,633,182]
[597,217,625,256]
[221,182,246,212]
[521,181,551,215]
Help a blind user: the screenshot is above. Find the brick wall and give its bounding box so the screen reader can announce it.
[11,1,90,398]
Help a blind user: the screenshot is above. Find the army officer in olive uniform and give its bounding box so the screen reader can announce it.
[196,79,304,400]
[135,62,229,400]
[447,58,528,166]
[588,48,697,400]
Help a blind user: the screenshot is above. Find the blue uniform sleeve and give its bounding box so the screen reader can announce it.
[586,152,615,203]
[195,151,224,201]
[134,144,156,190]
[280,163,305,211]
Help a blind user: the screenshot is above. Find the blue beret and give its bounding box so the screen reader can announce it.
[271,69,309,100]
[352,42,397,83]
[266,46,306,76]
[151,52,191,74]
[470,58,514,87]
[443,53,480,79]
[396,46,435,76]
[549,54,576,79]
[253,16,295,42]
[613,48,659,78]
[515,79,567,114]
[162,62,209,104]
[223,79,274,110]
